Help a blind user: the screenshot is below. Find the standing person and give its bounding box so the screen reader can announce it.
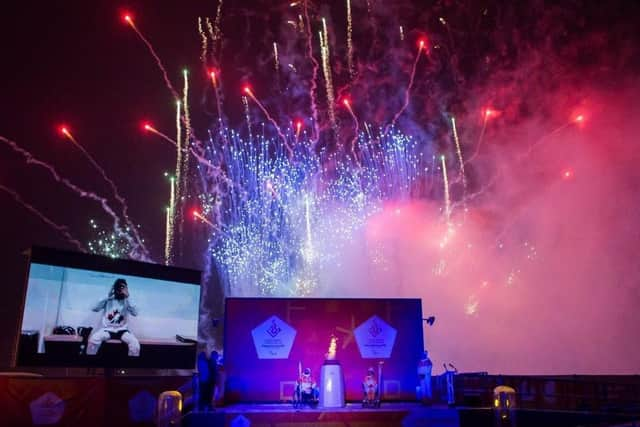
[418,350,433,404]
[193,352,215,411]
[444,363,458,406]
[87,278,140,356]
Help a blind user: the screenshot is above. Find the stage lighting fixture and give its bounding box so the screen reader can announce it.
[423,316,436,326]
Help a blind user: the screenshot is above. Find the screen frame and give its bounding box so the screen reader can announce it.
[12,246,202,368]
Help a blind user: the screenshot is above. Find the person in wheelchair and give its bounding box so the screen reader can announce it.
[362,366,380,407]
[293,367,319,407]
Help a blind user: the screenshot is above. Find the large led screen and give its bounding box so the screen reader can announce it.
[15,247,201,368]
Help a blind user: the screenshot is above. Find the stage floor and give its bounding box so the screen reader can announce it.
[184,402,461,427]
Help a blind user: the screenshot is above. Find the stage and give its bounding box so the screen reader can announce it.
[183,402,460,427]
[2,373,639,426]
[181,402,640,427]
[7,294,640,426]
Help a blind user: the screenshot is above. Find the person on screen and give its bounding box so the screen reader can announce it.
[87,278,140,356]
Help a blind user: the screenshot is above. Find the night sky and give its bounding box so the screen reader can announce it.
[0,1,218,366]
[1,1,639,371]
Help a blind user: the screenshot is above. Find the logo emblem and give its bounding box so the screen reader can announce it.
[30,392,64,425]
[251,315,296,359]
[354,315,397,359]
[368,319,382,337]
[266,319,282,338]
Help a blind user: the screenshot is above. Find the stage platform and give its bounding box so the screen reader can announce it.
[2,374,639,426]
[183,402,460,427]
[182,403,640,427]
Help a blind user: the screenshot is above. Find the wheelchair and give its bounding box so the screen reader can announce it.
[362,382,380,408]
[293,383,319,409]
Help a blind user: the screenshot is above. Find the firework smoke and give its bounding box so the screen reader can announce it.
[124,14,180,100]
[0,183,84,251]
[0,135,148,260]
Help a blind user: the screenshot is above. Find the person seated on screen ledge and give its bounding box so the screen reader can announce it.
[87,278,140,356]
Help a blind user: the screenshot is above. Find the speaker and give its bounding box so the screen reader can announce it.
[18,330,39,363]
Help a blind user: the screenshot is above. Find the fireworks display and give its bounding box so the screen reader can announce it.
[2,0,640,374]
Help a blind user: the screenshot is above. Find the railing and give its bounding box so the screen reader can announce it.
[440,373,640,413]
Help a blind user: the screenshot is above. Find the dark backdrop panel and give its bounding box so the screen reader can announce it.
[224,297,424,402]
[0,376,190,427]
[0,377,105,427]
